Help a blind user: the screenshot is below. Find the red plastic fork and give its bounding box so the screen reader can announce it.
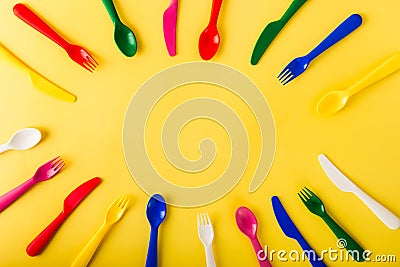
[13,4,98,72]
[0,156,65,212]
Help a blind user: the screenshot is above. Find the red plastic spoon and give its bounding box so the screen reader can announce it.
[235,206,272,267]
[198,0,223,60]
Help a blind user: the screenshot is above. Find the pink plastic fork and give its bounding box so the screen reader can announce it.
[0,156,64,212]
[13,4,98,72]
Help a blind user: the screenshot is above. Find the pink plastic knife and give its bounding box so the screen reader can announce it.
[163,0,178,56]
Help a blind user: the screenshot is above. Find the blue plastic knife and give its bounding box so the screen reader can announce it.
[271,196,327,267]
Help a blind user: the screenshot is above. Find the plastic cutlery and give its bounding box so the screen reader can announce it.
[146,194,167,267]
[272,196,327,267]
[0,128,41,154]
[197,213,216,267]
[298,187,365,262]
[0,156,64,213]
[163,0,178,56]
[235,206,272,267]
[26,177,101,256]
[0,43,76,102]
[71,195,130,267]
[13,3,98,72]
[317,53,400,115]
[198,0,223,60]
[318,154,400,230]
[251,0,308,65]
[101,0,137,57]
[278,14,362,85]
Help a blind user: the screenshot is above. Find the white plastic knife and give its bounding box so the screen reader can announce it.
[318,154,400,230]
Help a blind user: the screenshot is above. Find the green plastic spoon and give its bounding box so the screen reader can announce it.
[102,0,137,57]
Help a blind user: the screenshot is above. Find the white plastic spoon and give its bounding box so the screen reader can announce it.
[0,128,41,154]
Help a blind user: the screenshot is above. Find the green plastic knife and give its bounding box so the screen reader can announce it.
[251,0,307,65]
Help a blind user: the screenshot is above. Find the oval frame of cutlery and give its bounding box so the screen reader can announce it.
[122,62,276,207]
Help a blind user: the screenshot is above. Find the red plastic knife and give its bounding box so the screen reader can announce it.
[163,0,178,56]
[26,177,101,256]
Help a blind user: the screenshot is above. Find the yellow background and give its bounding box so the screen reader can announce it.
[0,0,399,266]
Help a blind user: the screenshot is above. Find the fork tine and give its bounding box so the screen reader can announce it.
[197,214,201,228]
[85,58,97,70]
[202,213,207,225]
[282,74,295,85]
[81,62,94,73]
[279,71,292,83]
[299,190,309,200]
[277,68,289,80]
[54,161,65,172]
[303,187,313,198]
[121,197,130,209]
[86,53,98,65]
[115,195,124,207]
[51,157,63,167]
[206,213,212,225]
[87,56,98,67]
[298,192,307,203]
[48,156,61,165]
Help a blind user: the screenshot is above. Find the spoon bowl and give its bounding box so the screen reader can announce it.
[146,194,167,267]
[199,25,220,60]
[146,194,167,229]
[114,22,137,57]
[235,206,272,267]
[198,0,223,60]
[317,90,350,116]
[0,128,41,153]
[235,206,258,239]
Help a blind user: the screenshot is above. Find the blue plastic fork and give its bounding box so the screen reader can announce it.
[278,14,362,85]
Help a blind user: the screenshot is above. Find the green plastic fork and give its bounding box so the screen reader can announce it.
[298,187,366,262]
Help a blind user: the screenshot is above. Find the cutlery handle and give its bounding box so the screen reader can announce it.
[102,0,121,23]
[347,53,400,96]
[307,14,362,62]
[26,211,68,256]
[296,236,327,267]
[204,245,216,267]
[0,143,10,154]
[281,0,308,22]
[146,228,159,267]
[322,214,365,262]
[0,178,36,213]
[13,4,69,49]
[250,238,272,267]
[209,0,223,26]
[71,223,110,267]
[0,43,33,74]
[353,187,400,230]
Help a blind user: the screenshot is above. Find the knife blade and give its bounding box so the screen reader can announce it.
[0,43,76,102]
[251,0,307,65]
[26,177,101,256]
[271,196,326,267]
[318,154,400,230]
[163,0,178,56]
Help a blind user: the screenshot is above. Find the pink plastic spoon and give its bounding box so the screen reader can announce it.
[198,0,223,60]
[235,206,272,267]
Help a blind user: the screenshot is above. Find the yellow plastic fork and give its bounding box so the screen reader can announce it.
[71,195,130,267]
[0,43,76,102]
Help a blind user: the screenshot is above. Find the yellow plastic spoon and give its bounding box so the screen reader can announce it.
[317,53,400,116]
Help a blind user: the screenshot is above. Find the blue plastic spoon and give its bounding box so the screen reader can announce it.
[146,194,167,267]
